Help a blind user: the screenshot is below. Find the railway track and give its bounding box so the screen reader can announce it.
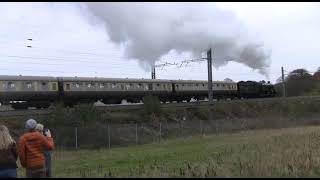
[1,96,320,117]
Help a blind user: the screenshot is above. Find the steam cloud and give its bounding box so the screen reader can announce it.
[82,2,271,76]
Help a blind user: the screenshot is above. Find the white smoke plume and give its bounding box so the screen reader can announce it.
[81,2,271,76]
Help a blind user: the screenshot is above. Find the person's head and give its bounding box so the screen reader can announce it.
[35,123,44,133]
[25,119,37,132]
[0,125,15,150]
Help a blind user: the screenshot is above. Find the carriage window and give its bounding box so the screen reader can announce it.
[66,84,70,90]
[52,83,57,90]
[8,82,15,88]
[111,83,116,89]
[126,84,130,89]
[42,82,46,86]
[157,84,160,87]
[196,84,199,86]
[137,83,142,88]
[100,83,104,88]
[87,83,92,88]
[182,84,185,87]
[163,84,166,88]
[75,83,80,88]
[27,82,32,88]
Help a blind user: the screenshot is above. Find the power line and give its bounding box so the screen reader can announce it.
[154,58,207,69]
[0,59,134,67]
[29,46,123,58]
[0,44,123,59]
[0,68,149,77]
[0,37,124,59]
[0,60,136,70]
[0,54,131,66]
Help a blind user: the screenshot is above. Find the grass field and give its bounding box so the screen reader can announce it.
[17,125,320,178]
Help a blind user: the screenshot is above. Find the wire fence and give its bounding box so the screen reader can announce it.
[43,119,225,150]
[45,116,277,150]
[10,113,320,150]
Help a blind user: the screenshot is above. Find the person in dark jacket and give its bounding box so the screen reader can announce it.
[35,123,52,178]
[0,125,18,178]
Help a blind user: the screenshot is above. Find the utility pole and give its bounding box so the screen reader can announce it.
[207,48,213,104]
[151,66,156,79]
[281,66,286,97]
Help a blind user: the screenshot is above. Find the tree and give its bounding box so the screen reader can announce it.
[274,76,284,97]
[287,69,312,79]
[142,95,161,116]
[224,78,234,82]
[276,76,283,84]
[313,67,320,81]
[285,69,316,96]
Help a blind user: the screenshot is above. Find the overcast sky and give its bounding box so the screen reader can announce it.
[0,2,319,83]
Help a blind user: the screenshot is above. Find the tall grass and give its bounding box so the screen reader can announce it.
[15,126,320,178]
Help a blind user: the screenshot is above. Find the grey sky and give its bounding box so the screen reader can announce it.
[0,2,319,83]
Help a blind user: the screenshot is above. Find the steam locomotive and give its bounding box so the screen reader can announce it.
[0,75,276,109]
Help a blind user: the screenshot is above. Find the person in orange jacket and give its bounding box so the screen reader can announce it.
[18,119,54,178]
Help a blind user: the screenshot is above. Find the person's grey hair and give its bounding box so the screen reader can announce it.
[35,124,44,132]
[0,125,15,149]
[25,119,37,131]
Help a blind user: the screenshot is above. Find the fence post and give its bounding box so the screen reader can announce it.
[105,120,107,149]
[180,120,183,138]
[159,121,162,142]
[135,123,138,145]
[75,127,78,150]
[200,120,203,135]
[108,123,111,149]
[215,119,218,135]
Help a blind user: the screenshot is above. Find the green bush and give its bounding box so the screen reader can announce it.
[142,95,162,116]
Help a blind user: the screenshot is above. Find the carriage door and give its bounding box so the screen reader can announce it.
[40,82,49,91]
[172,83,176,93]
